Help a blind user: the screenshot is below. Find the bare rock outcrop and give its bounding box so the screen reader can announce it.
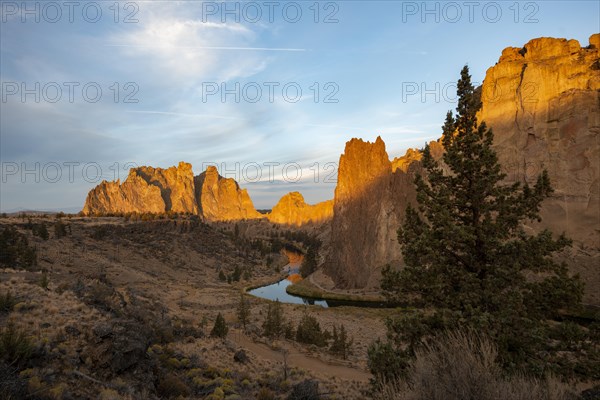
[479,35,600,245]
[195,166,262,221]
[83,162,197,215]
[267,192,333,226]
[325,137,419,288]
[325,35,600,298]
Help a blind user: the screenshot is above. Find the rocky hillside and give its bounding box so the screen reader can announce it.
[325,34,600,303]
[267,192,333,226]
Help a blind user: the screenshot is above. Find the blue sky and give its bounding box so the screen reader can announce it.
[1,1,598,211]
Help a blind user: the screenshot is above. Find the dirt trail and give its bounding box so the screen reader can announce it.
[228,330,371,382]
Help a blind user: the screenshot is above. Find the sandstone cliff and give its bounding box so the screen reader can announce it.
[267,192,333,226]
[325,35,600,299]
[82,162,197,215]
[195,166,262,221]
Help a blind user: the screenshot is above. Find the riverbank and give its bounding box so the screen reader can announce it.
[286,276,388,304]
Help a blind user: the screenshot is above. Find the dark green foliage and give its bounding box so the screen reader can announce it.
[210,313,228,338]
[39,271,49,290]
[262,301,285,339]
[0,226,37,269]
[32,223,49,240]
[295,314,326,347]
[0,292,17,314]
[237,294,251,331]
[231,265,242,282]
[54,220,68,238]
[284,321,296,340]
[329,324,353,359]
[367,339,410,382]
[218,270,226,282]
[0,322,33,366]
[91,225,109,240]
[376,66,587,379]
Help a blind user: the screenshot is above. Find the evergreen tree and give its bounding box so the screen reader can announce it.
[231,265,241,282]
[54,220,67,238]
[0,226,37,269]
[210,312,228,338]
[295,314,326,347]
[33,223,49,240]
[236,294,251,331]
[262,300,285,339]
[218,270,226,282]
[330,324,353,359]
[374,66,584,379]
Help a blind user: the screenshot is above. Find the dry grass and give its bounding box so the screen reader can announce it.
[374,330,577,400]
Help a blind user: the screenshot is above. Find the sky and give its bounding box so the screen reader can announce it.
[1,0,598,212]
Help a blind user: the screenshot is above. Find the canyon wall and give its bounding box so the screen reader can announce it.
[325,35,600,299]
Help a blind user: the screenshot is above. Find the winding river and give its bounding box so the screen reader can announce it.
[248,259,329,307]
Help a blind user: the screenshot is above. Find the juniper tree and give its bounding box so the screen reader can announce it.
[262,300,285,339]
[374,66,584,378]
[236,294,251,331]
[295,314,326,347]
[210,313,228,338]
[330,324,353,359]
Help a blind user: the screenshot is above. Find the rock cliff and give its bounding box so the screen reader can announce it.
[82,162,196,215]
[325,35,600,299]
[267,192,333,226]
[324,138,420,288]
[195,166,262,221]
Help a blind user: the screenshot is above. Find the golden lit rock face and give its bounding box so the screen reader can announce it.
[82,162,196,215]
[196,166,262,222]
[267,192,333,226]
[479,34,600,246]
[325,34,600,293]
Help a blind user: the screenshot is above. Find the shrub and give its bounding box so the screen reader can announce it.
[372,330,576,400]
[32,224,49,240]
[0,292,17,314]
[54,220,68,238]
[0,226,37,269]
[0,322,34,366]
[295,314,326,347]
[157,373,190,398]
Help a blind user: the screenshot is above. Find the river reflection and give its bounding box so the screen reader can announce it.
[248,273,329,308]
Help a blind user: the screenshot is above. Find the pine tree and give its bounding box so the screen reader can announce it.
[330,324,352,359]
[295,314,326,347]
[236,294,251,331]
[376,66,584,377]
[262,301,285,339]
[210,312,228,338]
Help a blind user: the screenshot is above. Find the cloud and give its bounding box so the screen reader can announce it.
[108,6,269,83]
